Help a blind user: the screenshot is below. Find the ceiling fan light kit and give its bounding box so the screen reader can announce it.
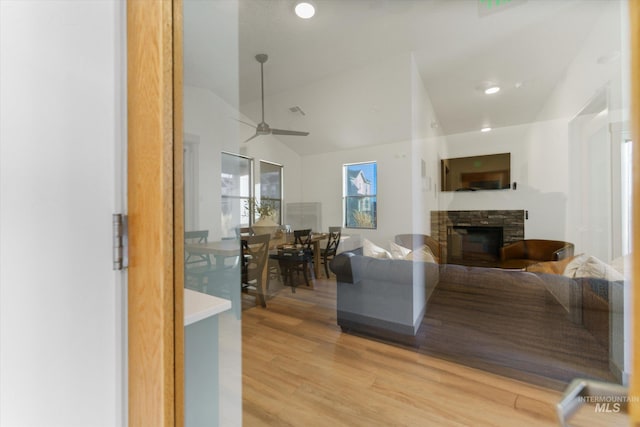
[241,54,310,143]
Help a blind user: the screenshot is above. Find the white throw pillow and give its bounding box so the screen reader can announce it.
[363,239,391,259]
[405,245,436,263]
[574,256,625,281]
[389,241,412,260]
[562,253,588,278]
[610,254,631,280]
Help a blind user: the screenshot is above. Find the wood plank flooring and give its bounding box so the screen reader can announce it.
[417,279,615,389]
[241,277,627,426]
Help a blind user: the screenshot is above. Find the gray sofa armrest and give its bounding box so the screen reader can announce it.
[337,256,418,335]
[331,251,439,341]
[330,248,362,284]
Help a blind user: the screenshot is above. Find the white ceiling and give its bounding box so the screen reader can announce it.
[184,0,614,156]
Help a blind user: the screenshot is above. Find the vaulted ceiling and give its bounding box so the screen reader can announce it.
[184,0,617,156]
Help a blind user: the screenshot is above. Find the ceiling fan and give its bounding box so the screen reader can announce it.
[238,54,309,143]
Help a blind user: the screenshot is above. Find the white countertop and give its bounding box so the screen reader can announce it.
[184,289,232,326]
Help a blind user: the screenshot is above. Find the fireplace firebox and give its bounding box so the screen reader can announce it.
[447,226,503,266]
[431,210,525,267]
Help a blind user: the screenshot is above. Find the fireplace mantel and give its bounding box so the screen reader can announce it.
[431,210,525,265]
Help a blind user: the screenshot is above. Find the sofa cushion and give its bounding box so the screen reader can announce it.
[562,253,589,278]
[405,245,437,263]
[389,241,412,260]
[574,256,624,281]
[363,238,391,259]
[610,254,631,280]
[394,234,441,261]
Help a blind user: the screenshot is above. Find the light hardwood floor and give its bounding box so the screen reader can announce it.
[241,276,627,426]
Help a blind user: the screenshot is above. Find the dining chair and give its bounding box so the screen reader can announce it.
[241,233,270,308]
[184,230,213,291]
[291,228,314,286]
[321,226,342,278]
[240,227,254,236]
[184,230,211,266]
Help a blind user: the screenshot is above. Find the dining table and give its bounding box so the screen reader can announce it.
[269,232,328,279]
[184,239,241,267]
[184,232,328,299]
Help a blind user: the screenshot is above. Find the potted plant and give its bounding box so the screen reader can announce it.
[245,198,279,236]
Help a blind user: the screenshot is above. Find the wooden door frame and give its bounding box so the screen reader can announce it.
[630,0,640,423]
[127,0,184,425]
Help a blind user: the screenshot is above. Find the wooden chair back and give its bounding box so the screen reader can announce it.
[184,230,210,265]
[294,229,312,249]
[241,233,271,288]
[325,227,342,255]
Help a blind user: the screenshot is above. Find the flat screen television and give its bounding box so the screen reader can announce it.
[441,153,511,191]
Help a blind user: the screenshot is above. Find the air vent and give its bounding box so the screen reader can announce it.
[289,106,306,116]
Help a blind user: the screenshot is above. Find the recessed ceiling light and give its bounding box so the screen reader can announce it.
[481,127,492,133]
[484,86,500,95]
[295,2,315,19]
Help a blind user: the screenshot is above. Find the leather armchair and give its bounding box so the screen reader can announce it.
[500,239,574,269]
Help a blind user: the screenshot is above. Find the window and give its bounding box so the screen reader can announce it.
[259,161,283,224]
[343,161,377,229]
[221,152,253,237]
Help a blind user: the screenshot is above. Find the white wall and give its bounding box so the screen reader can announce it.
[411,54,442,236]
[301,140,412,245]
[0,1,124,425]
[184,84,303,239]
[537,1,627,257]
[436,1,626,248]
[437,121,572,240]
[184,85,240,240]
[294,53,447,249]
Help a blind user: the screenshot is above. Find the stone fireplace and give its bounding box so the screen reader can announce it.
[431,210,525,266]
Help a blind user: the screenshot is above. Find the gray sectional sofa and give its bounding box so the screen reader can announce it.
[330,239,626,383]
[330,247,588,344]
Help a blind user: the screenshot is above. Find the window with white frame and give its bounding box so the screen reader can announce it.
[259,160,283,224]
[221,152,253,237]
[343,161,377,229]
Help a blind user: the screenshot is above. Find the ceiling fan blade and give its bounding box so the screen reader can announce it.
[246,55,309,140]
[243,133,260,143]
[271,129,310,137]
[234,118,257,129]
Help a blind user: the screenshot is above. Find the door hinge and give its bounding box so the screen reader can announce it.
[113,214,128,270]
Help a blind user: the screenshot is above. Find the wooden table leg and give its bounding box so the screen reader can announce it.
[257,258,268,307]
[312,241,321,278]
